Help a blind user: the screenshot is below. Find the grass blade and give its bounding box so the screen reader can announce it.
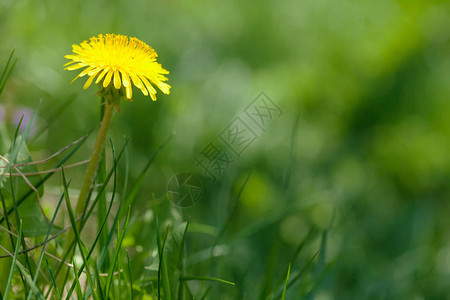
[97,149,110,271]
[3,219,22,299]
[281,264,291,300]
[16,263,45,300]
[180,275,235,286]
[62,168,96,299]
[126,250,134,300]
[0,186,27,290]
[0,49,17,98]
[72,263,83,299]
[271,227,315,294]
[199,285,212,300]
[54,138,125,293]
[45,257,61,300]
[9,167,33,289]
[156,216,171,300]
[273,251,319,299]
[65,139,127,298]
[176,219,190,300]
[0,132,90,225]
[91,258,105,300]
[105,206,131,297]
[27,190,66,300]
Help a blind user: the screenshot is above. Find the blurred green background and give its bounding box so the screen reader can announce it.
[1,0,450,298]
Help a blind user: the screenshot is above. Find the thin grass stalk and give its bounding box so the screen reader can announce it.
[3,219,22,299]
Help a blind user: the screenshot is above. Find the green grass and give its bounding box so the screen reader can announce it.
[2,0,446,297]
[0,128,323,298]
[0,53,261,298]
[0,104,324,299]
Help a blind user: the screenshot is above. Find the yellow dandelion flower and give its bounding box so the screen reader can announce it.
[64,33,170,102]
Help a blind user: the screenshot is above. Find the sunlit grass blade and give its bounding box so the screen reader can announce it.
[0,49,14,83]
[281,264,291,300]
[180,275,235,286]
[273,251,319,299]
[0,49,17,98]
[105,207,131,297]
[3,219,22,299]
[271,227,315,294]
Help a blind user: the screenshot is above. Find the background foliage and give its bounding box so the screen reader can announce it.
[1,0,450,298]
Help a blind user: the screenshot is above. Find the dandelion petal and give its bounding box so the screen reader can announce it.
[113,70,121,89]
[83,74,96,90]
[103,69,114,88]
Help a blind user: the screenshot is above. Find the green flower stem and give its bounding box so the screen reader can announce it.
[75,102,114,218]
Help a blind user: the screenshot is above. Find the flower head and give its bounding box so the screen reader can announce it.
[64,34,170,104]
